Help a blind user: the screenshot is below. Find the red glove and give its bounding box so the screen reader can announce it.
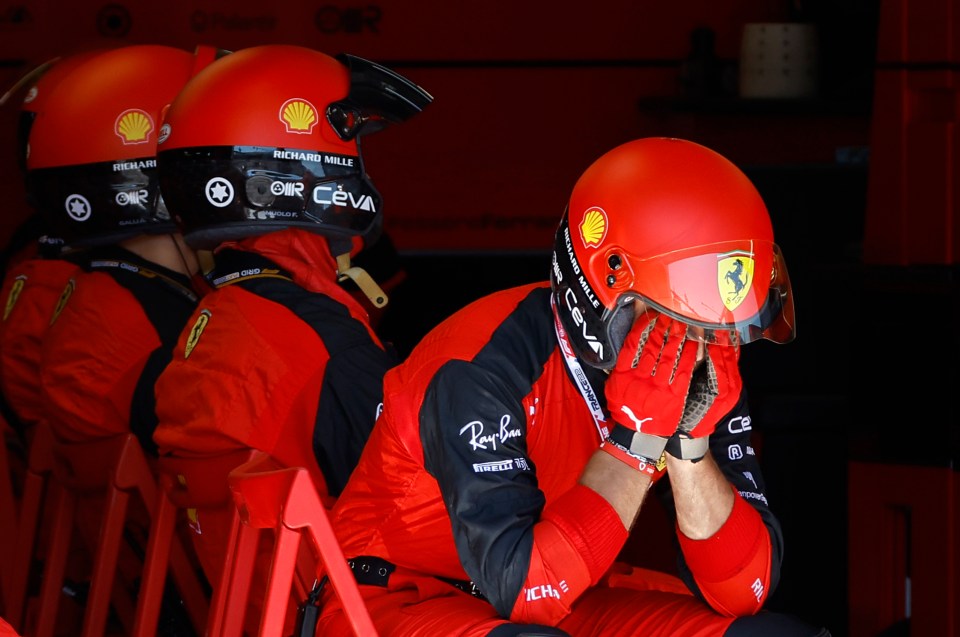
[679,331,742,437]
[667,330,743,460]
[604,312,700,461]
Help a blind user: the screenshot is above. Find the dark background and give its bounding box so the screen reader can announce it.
[3,1,957,636]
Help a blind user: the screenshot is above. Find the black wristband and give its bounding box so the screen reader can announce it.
[608,424,668,462]
[608,424,637,448]
[664,432,709,462]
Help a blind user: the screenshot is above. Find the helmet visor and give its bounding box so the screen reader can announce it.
[26,157,171,248]
[620,241,796,345]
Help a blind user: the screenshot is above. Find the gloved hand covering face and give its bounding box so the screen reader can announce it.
[678,330,742,439]
[604,311,700,442]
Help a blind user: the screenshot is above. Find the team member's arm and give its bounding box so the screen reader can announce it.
[668,392,784,616]
[303,294,400,495]
[654,330,783,616]
[422,335,637,627]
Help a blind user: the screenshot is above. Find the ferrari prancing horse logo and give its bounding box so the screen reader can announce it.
[3,276,26,321]
[184,309,211,359]
[50,279,75,325]
[718,252,754,311]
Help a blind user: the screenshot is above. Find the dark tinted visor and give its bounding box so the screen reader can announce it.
[158,145,382,237]
[26,157,169,248]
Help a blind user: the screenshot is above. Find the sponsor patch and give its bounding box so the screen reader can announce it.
[279,98,318,134]
[184,309,211,359]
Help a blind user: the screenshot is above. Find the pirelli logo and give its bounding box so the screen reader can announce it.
[472,459,514,473]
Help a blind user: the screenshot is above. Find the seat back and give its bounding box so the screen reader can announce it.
[0,415,18,617]
[24,431,208,637]
[154,449,259,637]
[4,421,56,633]
[228,455,377,637]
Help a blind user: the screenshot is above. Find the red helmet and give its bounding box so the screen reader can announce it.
[550,137,796,370]
[3,51,102,174]
[156,44,432,252]
[24,44,222,250]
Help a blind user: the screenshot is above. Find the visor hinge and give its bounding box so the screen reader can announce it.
[336,253,388,309]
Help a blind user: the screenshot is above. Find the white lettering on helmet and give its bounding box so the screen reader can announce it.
[564,226,580,275]
[273,150,324,163]
[312,185,376,212]
[115,189,149,206]
[270,181,304,197]
[563,225,599,308]
[112,159,156,171]
[564,288,603,358]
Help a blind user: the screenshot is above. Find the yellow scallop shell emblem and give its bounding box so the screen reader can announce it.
[579,208,608,248]
[115,109,154,144]
[279,98,318,134]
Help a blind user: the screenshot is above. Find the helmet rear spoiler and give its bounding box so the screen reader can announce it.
[327,53,433,141]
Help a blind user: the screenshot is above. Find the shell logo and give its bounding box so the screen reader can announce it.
[115,109,154,144]
[579,208,607,249]
[279,98,318,134]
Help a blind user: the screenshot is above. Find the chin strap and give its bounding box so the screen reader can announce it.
[336,252,388,308]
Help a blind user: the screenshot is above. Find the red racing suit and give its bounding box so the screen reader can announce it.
[0,257,80,436]
[39,246,198,451]
[0,616,22,637]
[36,244,200,609]
[152,229,398,597]
[324,283,783,636]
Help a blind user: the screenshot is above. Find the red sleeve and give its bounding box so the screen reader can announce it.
[0,616,23,637]
[509,484,627,625]
[677,486,772,616]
